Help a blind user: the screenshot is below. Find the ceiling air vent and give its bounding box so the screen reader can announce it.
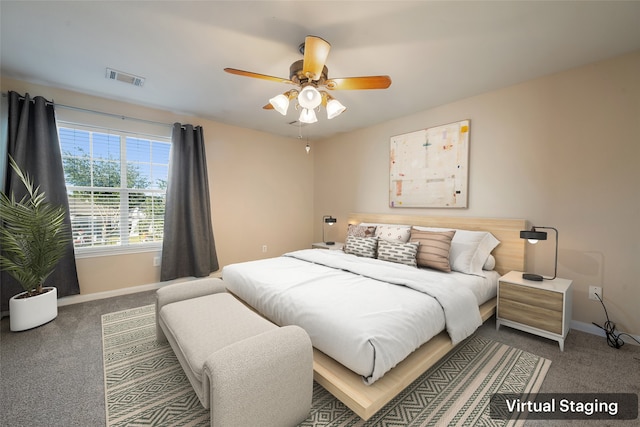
[105,68,145,87]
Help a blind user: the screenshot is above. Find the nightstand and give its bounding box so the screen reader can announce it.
[312,242,344,251]
[496,270,573,351]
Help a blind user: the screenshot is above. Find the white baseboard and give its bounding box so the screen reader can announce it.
[571,320,640,347]
[0,272,224,318]
[56,271,223,307]
[56,282,165,307]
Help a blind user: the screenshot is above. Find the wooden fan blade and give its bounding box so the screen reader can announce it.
[263,103,274,110]
[302,36,331,81]
[325,76,392,90]
[224,68,294,84]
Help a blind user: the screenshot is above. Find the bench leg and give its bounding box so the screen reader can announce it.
[204,325,313,427]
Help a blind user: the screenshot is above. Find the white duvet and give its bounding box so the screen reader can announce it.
[223,249,497,384]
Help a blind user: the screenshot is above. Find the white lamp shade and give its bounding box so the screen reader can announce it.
[299,108,317,124]
[298,86,322,109]
[326,98,346,119]
[269,94,289,115]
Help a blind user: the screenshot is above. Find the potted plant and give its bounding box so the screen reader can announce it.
[0,157,70,331]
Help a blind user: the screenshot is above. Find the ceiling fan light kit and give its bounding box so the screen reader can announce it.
[299,108,318,124]
[298,85,322,109]
[225,35,391,125]
[269,93,291,115]
[325,96,346,119]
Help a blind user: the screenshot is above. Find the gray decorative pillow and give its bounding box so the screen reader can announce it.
[377,240,419,267]
[344,235,378,258]
[347,224,377,238]
[410,228,455,272]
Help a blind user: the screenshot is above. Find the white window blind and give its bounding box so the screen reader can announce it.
[58,124,170,255]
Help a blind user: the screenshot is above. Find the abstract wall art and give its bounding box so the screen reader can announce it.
[390,119,470,208]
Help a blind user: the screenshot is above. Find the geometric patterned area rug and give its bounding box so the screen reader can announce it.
[102,305,551,427]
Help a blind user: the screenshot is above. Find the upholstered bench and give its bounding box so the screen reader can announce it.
[156,277,313,427]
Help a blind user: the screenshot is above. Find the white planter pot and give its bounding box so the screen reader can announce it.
[9,287,58,332]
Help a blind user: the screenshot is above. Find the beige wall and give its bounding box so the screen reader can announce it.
[3,51,638,336]
[1,77,314,295]
[314,51,640,336]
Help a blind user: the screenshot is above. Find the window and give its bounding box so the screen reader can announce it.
[58,124,171,255]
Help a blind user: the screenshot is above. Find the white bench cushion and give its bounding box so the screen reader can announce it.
[159,293,277,380]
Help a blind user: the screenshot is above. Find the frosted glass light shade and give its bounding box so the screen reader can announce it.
[298,86,322,109]
[269,94,289,115]
[299,108,317,124]
[326,98,346,119]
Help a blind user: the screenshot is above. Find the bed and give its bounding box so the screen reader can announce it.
[223,213,527,420]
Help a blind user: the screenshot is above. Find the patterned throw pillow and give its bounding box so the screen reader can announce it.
[347,224,377,238]
[410,229,455,272]
[374,224,412,243]
[377,240,419,267]
[344,235,378,258]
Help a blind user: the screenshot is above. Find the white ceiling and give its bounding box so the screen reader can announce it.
[2,1,640,140]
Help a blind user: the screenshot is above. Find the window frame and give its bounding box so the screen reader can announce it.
[57,121,171,258]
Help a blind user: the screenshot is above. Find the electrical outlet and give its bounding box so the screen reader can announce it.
[589,286,602,301]
[262,245,268,253]
[153,256,161,267]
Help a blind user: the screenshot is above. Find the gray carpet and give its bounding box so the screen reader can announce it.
[1,289,638,427]
[103,305,550,426]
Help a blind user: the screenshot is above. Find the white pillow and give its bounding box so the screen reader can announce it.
[450,230,499,276]
[413,226,499,276]
[483,254,496,271]
[360,223,411,243]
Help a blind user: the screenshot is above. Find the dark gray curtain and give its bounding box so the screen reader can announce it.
[1,92,80,311]
[161,123,219,281]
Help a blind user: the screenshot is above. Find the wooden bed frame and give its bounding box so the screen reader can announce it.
[310,213,528,420]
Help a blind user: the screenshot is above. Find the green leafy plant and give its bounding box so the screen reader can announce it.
[0,157,70,297]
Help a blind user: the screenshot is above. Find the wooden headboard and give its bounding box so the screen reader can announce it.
[347,213,527,276]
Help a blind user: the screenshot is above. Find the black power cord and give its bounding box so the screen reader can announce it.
[591,292,640,349]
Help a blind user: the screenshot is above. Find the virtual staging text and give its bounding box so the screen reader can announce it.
[490,393,637,420]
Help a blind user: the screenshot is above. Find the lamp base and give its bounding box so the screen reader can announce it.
[522,273,543,281]
[325,241,335,245]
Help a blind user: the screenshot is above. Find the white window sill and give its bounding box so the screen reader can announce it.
[74,242,162,259]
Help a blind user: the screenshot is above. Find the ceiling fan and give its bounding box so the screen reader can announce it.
[224,35,392,124]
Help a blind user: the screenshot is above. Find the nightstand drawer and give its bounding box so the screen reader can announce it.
[496,271,572,351]
[499,282,563,312]
[498,298,563,334]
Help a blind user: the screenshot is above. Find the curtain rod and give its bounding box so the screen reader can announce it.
[2,91,173,128]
